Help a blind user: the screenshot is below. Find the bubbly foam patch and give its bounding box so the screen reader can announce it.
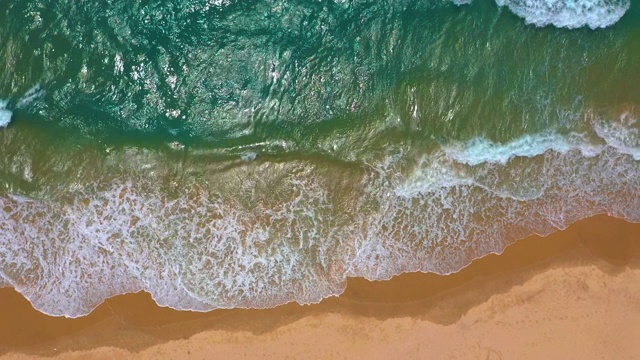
[350,147,640,281]
[0,99,11,128]
[0,129,639,317]
[442,117,640,166]
[442,132,602,166]
[494,0,630,29]
[0,275,9,288]
[595,113,640,160]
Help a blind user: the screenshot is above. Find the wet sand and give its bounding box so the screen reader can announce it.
[1,214,640,359]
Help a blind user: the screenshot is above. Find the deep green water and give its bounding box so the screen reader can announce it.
[0,0,638,317]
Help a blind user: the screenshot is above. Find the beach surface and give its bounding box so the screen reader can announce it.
[1,214,639,360]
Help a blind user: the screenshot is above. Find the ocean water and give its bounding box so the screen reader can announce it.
[0,0,638,317]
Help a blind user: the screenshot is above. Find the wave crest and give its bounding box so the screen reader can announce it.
[495,0,630,29]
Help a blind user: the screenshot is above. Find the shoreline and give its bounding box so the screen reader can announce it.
[1,214,639,358]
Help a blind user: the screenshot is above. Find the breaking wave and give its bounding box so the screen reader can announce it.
[494,0,630,29]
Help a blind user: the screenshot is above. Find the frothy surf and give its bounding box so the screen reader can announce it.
[496,0,630,29]
[456,0,631,28]
[0,99,11,128]
[0,121,638,318]
[0,85,44,128]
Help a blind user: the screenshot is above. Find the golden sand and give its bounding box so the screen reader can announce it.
[1,214,639,359]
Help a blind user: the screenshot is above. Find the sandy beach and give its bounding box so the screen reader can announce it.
[1,214,639,359]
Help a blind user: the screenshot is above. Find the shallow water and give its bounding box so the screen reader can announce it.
[0,0,638,317]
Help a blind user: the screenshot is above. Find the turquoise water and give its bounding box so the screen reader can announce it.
[0,0,638,317]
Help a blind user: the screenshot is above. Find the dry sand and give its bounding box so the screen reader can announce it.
[1,214,639,359]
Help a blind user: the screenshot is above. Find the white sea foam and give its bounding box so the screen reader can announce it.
[442,132,603,166]
[241,151,258,161]
[594,113,640,160]
[0,125,639,317]
[349,144,640,281]
[0,110,11,128]
[0,273,9,288]
[440,115,639,168]
[494,0,630,29]
[16,84,45,109]
[393,155,472,197]
[0,99,11,128]
[0,168,342,316]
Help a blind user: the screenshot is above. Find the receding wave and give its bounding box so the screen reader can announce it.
[1,119,638,317]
